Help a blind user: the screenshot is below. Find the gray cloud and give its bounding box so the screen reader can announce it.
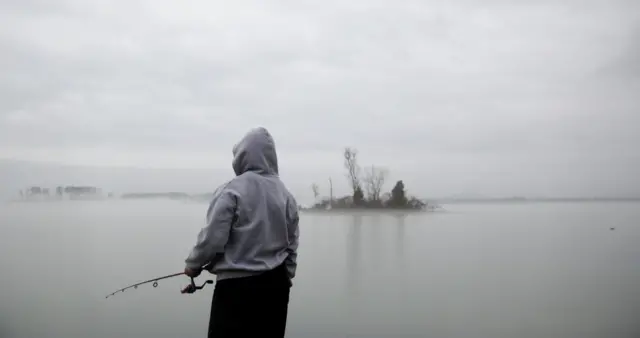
[1,0,639,198]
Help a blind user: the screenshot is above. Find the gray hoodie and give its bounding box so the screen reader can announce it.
[184,127,299,282]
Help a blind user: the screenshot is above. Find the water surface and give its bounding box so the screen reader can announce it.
[1,200,638,338]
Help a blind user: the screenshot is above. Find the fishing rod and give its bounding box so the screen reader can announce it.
[105,268,214,299]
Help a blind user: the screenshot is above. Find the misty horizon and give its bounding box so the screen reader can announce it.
[2,157,639,205]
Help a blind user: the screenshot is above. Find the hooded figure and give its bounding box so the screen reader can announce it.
[184,127,299,338]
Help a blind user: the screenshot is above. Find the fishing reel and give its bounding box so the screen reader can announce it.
[181,277,214,294]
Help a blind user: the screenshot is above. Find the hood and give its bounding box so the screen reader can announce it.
[232,127,279,176]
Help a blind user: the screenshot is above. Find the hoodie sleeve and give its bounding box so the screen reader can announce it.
[184,187,237,270]
[284,198,300,280]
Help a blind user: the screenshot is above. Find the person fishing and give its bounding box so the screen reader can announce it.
[182,127,300,338]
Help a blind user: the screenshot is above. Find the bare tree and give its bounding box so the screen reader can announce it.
[311,183,320,200]
[343,147,361,195]
[363,165,388,202]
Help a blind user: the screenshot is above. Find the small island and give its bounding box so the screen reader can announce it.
[303,147,432,212]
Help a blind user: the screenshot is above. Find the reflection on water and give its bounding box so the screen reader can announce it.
[346,214,362,294]
[369,215,381,261]
[344,213,413,337]
[345,215,362,337]
[346,214,408,292]
[395,215,406,270]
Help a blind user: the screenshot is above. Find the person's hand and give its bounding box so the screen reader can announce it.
[184,266,202,278]
[180,283,196,294]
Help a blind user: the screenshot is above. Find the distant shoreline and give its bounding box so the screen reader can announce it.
[299,208,438,215]
[434,197,640,204]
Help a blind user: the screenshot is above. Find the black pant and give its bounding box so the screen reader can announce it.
[208,264,291,338]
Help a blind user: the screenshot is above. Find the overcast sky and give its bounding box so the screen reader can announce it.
[1,0,639,199]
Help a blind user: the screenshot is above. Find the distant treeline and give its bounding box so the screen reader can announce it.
[121,192,190,199]
[18,185,108,199]
[437,197,640,204]
[119,192,213,201]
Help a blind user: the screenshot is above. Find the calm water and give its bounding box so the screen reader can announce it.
[0,200,639,338]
